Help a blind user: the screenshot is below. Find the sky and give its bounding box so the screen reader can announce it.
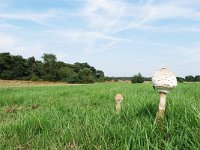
[0,0,200,77]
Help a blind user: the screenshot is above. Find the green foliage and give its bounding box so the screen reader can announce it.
[131,73,144,83]
[0,52,105,83]
[167,76,199,83]
[11,55,28,79]
[0,70,14,80]
[0,53,27,79]
[27,56,36,76]
[105,76,150,82]
[105,76,132,81]
[95,70,105,82]
[185,75,195,82]
[0,83,199,149]
[96,76,105,82]
[194,75,200,82]
[30,73,40,81]
[42,53,57,63]
[57,67,76,82]
[41,53,58,81]
[0,53,12,75]
[177,77,185,83]
[78,68,95,83]
[68,74,80,83]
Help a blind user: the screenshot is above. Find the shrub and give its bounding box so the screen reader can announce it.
[177,77,185,83]
[185,75,195,82]
[131,73,144,83]
[78,68,95,84]
[30,74,40,81]
[68,74,80,83]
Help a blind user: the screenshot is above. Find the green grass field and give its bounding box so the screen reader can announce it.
[0,82,199,149]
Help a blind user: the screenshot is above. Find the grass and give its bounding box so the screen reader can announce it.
[0,82,199,149]
[0,80,68,87]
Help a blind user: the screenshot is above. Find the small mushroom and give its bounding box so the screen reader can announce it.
[152,68,177,121]
[115,93,124,113]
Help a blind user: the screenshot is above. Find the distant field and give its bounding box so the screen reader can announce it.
[0,80,68,87]
[0,82,199,149]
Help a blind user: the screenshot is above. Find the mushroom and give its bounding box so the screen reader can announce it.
[115,93,124,113]
[152,68,177,121]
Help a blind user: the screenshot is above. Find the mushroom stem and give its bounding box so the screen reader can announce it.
[115,93,123,113]
[156,92,166,124]
[159,92,166,112]
[116,101,121,113]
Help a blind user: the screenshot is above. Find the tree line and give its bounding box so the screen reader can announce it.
[1,52,199,84]
[106,74,151,83]
[177,76,200,82]
[0,52,105,83]
[107,73,200,83]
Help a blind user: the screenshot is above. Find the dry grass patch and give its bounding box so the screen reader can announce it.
[0,80,67,87]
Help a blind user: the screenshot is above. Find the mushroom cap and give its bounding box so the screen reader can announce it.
[152,68,177,93]
[115,93,123,102]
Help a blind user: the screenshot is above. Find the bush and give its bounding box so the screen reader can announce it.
[30,74,40,81]
[185,75,195,82]
[78,68,95,84]
[177,77,185,83]
[96,77,105,82]
[131,73,144,83]
[0,70,14,80]
[68,74,80,83]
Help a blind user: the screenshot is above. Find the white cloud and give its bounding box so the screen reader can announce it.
[145,41,200,71]
[45,29,130,54]
[80,0,200,33]
[0,34,44,59]
[0,35,17,48]
[0,9,67,28]
[0,23,21,29]
[82,0,125,33]
[113,1,200,32]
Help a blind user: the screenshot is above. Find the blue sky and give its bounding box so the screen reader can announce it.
[0,0,200,77]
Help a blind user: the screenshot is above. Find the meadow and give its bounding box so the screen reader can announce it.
[0,82,199,149]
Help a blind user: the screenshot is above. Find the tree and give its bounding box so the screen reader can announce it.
[0,53,10,70]
[177,77,185,83]
[143,77,151,81]
[58,67,76,82]
[1,70,14,80]
[78,68,95,83]
[131,73,144,83]
[195,75,200,82]
[27,56,36,79]
[0,52,105,83]
[68,74,80,83]
[42,53,57,63]
[11,55,28,79]
[34,61,43,79]
[0,53,12,78]
[95,70,105,82]
[41,53,58,81]
[0,53,28,79]
[185,75,195,82]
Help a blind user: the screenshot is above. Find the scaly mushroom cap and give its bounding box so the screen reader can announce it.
[152,68,177,93]
[115,93,123,102]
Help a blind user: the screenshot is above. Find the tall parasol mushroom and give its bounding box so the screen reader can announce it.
[152,68,177,121]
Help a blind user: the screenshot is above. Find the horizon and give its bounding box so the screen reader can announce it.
[1,51,199,78]
[0,0,200,77]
